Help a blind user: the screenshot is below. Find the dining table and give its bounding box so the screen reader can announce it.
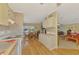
[65,33,79,44]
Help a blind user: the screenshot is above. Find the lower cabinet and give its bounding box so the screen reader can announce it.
[39,33,57,50]
[11,38,23,55]
[10,45,16,55]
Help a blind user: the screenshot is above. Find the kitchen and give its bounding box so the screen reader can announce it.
[21,3,58,54]
[0,3,58,55]
[0,3,24,55]
[1,3,77,55]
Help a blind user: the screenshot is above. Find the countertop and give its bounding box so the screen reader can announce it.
[0,35,24,55]
[0,35,24,40]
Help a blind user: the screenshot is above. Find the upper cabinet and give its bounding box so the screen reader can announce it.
[0,3,8,26]
[43,12,57,28]
[8,6,15,22]
[0,3,15,26]
[14,12,24,27]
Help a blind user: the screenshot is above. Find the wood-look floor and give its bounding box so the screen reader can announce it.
[22,36,79,55]
[22,37,53,55]
[51,48,79,55]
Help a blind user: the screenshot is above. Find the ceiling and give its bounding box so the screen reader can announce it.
[58,3,79,24]
[8,3,57,23]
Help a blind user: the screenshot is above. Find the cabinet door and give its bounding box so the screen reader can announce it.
[14,12,23,26]
[14,12,24,35]
[47,17,56,28]
[44,12,57,28]
[43,20,47,28]
[0,4,8,26]
[10,45,16,55]
[8,7,15,20]
[48,17,54,27]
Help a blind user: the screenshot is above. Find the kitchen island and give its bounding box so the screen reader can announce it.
[0,35,24,55]
[0,40,16,55]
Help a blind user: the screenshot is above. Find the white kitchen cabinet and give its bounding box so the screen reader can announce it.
[39,33,57,50]
[43,19,48,28]
[43,12,57,28]
[8,6,15,22]
[41,12,58,50]
[10,45,16,55]
[10,38,23,55]
[14,12,23,26]
[47,17,56,28]
[0,3,15,26]
[0,4,8,26]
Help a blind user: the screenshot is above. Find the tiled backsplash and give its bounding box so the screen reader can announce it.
[0,25,23,38]
[0,25,10,37]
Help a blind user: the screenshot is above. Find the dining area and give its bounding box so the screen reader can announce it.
[65,29,79,45]
[58,24,79,49]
